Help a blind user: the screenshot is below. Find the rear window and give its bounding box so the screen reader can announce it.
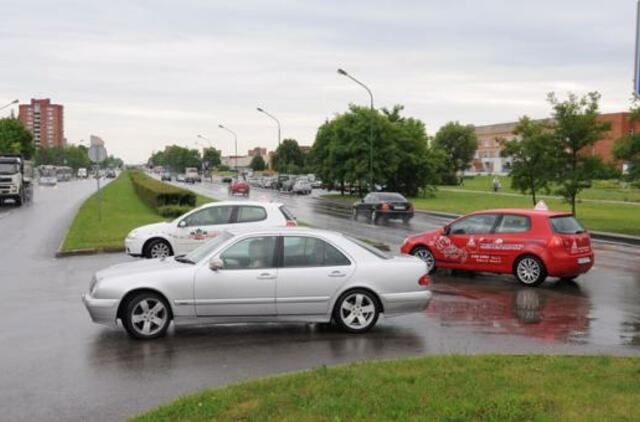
[550,216,585,234]
[377,193,406,202]
[279,205,296,222]
[344,235,391,260]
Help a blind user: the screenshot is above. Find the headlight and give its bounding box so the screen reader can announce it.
[89,274,98,295]
[126,230,138,240]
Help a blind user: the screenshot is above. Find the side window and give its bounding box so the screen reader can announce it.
[220,236,277,270]
[283,236,351,267]
[184,206,233,227]
[236,206,267,223]
[449,214,499,235]
[495,214,531,233]
[363,194,373,203]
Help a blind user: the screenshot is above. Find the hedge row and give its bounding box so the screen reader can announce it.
[129,171,196,215]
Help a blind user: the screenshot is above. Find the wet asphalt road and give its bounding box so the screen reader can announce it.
[1,179,640,421]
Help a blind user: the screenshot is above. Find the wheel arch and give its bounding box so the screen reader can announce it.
[116,288,174,321]
[332,285,384,315]
[142,236,174,257]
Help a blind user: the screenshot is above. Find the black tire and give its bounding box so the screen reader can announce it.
[144,238,173,259]
[15,190,24,206]
[333,289,380,334]
[514,255,547,287]
[370,210,378,225]
[122,292,171,340]
[410,246,436,274]
[352,208,358,220]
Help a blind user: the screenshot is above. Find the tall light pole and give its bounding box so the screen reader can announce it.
[0,99,19,112]
[257,107,281,147]
[197,134,214,148]
[218,124,238,173]
[337,68,374,192]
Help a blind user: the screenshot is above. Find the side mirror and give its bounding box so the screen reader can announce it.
[209,257,224,271]
[178,220,187,228]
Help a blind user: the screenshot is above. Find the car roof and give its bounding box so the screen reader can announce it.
[225,226,343,239]
[467,208,572,217]
[198,200,283,209]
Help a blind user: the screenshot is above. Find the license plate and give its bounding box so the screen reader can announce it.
[394,205,406,210]
[577,257,591,264]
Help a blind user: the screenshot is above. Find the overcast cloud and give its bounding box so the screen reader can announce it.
[0,0,636,162]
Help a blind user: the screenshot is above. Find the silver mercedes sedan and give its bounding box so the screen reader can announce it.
[82,227,432,340]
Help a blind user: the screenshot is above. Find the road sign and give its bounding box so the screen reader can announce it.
[88,145,107,163]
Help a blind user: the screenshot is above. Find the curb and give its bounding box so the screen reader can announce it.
[55,246,125,258]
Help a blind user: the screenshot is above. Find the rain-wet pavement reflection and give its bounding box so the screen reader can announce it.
[2,178,640,421]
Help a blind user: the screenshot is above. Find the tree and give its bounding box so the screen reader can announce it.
[501,117,557,205]
[35,145,92,170]
[547,92,611,214]
[432,121,478,184]
[0,118,35,159]
[614,106,640,180]
[148,145,201,173]
[250,154,266,171]
[272,138,304,174]
[202,147,221,171]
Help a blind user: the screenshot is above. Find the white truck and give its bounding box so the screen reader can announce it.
[184,167,201,184]
[0,155,34,206]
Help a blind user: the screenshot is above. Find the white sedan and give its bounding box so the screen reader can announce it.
[83,227,432,339]
[125,201,297,258]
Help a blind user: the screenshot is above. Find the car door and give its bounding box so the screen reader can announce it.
[440,213,500,269]
[489,214,532,271]
[174,205,234,254]
[276,235,354,316]
[193,235,278,316]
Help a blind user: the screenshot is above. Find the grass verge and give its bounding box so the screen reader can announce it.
[322,191,640,235]
[131,355,640,421]
[61,172,214,252]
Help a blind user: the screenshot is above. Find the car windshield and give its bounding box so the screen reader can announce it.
[550,215,585,234]
[343,235,391,260]
[184,231,234,263]
[0,163,19,174]
[377,193,406,202]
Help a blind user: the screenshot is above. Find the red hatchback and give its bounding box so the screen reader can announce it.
[228,180,250,197]
[400,208,594,286]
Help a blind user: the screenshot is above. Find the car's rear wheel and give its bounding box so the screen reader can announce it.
[333,289,379,333]
[411,246,436,274]
[370,210,378,225]
[514,255,547,286]
[145,239,172,259]
[123,292,171,340]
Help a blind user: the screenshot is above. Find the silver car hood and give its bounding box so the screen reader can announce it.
[97,257,188,281]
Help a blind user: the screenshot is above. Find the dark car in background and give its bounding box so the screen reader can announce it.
[352,192,413,224]
[161,172,172,181]
[105,169,117,179]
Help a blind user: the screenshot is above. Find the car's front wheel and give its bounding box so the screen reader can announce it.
[514,255,547,286]
[411,246,436,274]
[122,292,171,340]
[333,289,380,333]
[145,238,172,259]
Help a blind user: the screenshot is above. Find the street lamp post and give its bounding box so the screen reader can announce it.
[337,68,374,192]
[256,107,281,147]
[218,124,238,173]
[0,99,19,112]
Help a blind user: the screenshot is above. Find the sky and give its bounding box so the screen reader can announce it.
[0,0,637,163]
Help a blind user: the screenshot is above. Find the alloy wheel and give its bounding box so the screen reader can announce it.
[517,257,541,284]
[150,242,171,258]
[412,247,435,273]
[130,298,168,337]
[339,293,376,330]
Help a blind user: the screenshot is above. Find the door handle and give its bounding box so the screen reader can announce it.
[329,271,346,278]
[257,273,276,280]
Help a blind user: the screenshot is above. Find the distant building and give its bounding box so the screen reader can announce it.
[18,98,64,148]
[469,112,634,174]
[221,155,253,170]
[248,147,267,157]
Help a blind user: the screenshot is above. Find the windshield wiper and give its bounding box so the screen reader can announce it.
[174,254,195,264]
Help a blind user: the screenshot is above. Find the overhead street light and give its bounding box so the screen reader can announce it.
[197,134,214,148]
[218,124,238,173]
[337,68,375,191]
[0,99,19,111]
[256,107,281,147]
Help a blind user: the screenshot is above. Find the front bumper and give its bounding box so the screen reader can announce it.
[381,290,432,316]
[125,236,145,256]
[82,293,119,327]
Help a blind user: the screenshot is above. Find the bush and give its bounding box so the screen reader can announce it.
[129,171,196,212]
[157,205,193,218]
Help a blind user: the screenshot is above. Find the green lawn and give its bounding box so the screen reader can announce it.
[61,172,214,252]
[131,355,640,421]
[449,175,640,203]
[323,191,640,235]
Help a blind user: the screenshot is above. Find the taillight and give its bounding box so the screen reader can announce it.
[286,220,297,227]
[549,236,563,247]
[380,202,390,211]
[418,274,430,286]
[408,203,414,211]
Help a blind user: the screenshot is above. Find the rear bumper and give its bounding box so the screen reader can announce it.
[82,293,119,328]
[379,210,413,219]
[545,252,595,277]
[381,290,432,316]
